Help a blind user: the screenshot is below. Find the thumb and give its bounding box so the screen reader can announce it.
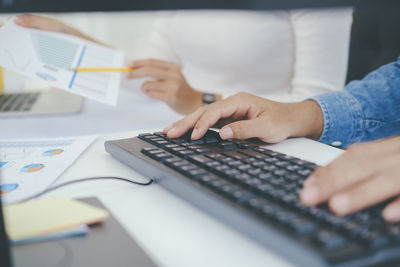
[219,118,266,140]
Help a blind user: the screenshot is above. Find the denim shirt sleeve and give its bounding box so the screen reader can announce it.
[310,56,400,148]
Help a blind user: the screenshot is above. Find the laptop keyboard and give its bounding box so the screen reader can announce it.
[0,93,39,112]
[134,129,400,264]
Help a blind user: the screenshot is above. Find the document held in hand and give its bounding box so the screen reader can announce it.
[0,18,124,105]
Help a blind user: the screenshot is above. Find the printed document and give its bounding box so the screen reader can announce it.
[0,135,97,203]
[0,18,124,105]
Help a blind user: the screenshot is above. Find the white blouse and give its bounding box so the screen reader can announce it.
[144,9,353,102]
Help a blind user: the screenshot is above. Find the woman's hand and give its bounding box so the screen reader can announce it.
[164,92,323,142]
[15,14,73,34]
[301,136,400,222]
[14,14,102,44]
[127,59,220,114]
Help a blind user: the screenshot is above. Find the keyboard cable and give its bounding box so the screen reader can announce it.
[17,176,154,203]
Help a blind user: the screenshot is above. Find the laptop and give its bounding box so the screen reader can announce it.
[0,90,83,117]
[0,196,157,267]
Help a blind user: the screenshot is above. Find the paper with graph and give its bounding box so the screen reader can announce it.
[0,18,124,105]
[0,135,97,203]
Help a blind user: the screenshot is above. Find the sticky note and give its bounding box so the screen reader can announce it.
[3,198,109,242]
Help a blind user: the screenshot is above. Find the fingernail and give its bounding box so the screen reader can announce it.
[383,205,400,222]
[164,124,173,133]
[330,194,349,215]
[191,128,199,139]
[220,127,233,139]
[168,127,179,137]
[300,184,320,205]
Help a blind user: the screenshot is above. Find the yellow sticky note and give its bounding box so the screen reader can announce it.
[3,198,109,241]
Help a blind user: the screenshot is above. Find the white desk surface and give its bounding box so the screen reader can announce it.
[39,130,343,267]
[0,89,182,139]
[1,83,344,266]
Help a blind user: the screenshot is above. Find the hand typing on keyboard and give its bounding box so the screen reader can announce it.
[164,92,400,222]
[301,136,400,222]
[164,92,323,143]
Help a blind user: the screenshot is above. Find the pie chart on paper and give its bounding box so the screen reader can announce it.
[0,184,19,195]
[43,149,64,156]
[21,163,45,173]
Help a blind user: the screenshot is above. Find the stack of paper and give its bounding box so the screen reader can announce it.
[3,198,109,245]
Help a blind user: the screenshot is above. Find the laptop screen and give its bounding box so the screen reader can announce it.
[0,196,12,267]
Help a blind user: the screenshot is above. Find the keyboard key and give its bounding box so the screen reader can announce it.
[152,152,173,161]
[360,229,390,249]
[191,139,205,145]
[165,144,179,149]
[170,138,186,144]
[141,148,163,155]
[252,161,267,167]
[238,164,252,171]
[239,150,266,159]
[153,132,167,137]
[247,168,262,176]
[187,169,209,180]
[227,160,242,167]
[231,190,254,203]
[188,155,212,165]
[223,151,247,160]
[218,142,237,150]
[204,136,220,144]
[257,173,274,180]
[289,217,317,235]
[315,230,348,251]
[297,169,313,177]
[260,202,281,217]
[177,149,195,158]
[139,133,153,137]
[222,169,241,177]
[205,161,221,168]
[207,153,226,160]
[276,210,299,224]
[195,148,212,154]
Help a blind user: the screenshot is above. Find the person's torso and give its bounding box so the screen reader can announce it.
[166,11,295,96]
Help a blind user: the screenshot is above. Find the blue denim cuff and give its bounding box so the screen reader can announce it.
[310,91,364,148]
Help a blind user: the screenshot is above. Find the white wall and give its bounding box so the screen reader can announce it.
[0,11,156,91]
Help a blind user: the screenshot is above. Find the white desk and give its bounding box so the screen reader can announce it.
[0,89,182,139]
[40,131,343,267]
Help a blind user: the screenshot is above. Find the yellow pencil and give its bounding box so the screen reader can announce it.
[72,67,132,72]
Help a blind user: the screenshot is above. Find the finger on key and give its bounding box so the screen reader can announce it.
[166,106,207,138]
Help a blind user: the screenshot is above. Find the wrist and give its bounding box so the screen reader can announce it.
[186,90,204,113]
[68,27,85,38]
[289,100,324,140]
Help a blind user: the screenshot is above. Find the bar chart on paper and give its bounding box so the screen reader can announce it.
[0,19,124,105]
[0,136,97,203]
[30,30,123,105]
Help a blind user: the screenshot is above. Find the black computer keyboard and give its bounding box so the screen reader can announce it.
[105,129,400,266]
[0,92,39,112]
